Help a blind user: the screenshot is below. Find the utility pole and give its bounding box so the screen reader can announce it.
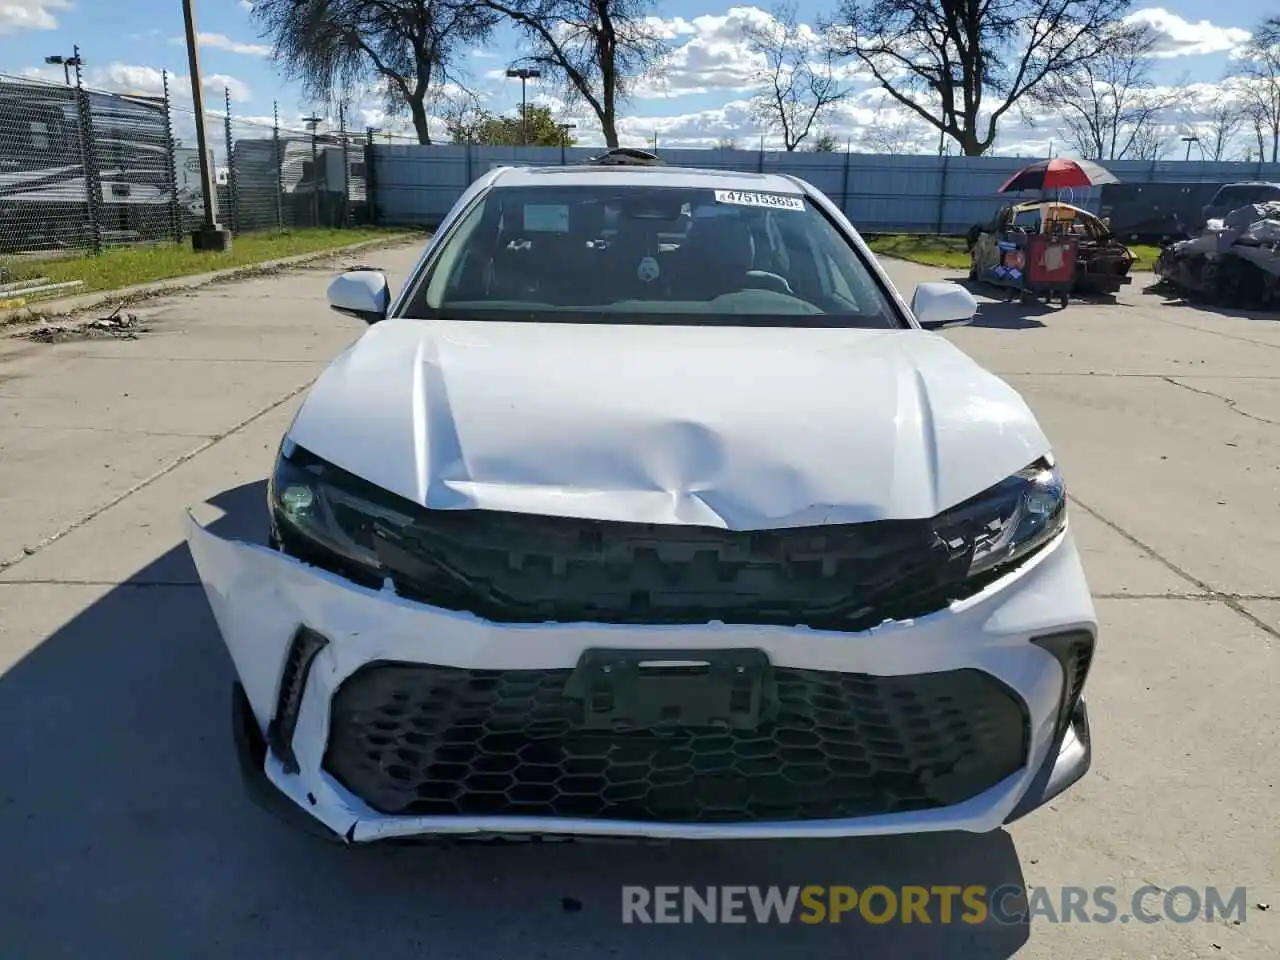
[1181,135,1200,162]
[302,115,323,227]
[506,67,541,145]
[182,0,230,250]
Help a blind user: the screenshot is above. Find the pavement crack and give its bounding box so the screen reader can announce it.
[1,422,215,439]
[0,380,315,572]
[1069,494,1280,641]
[1093,592,1213,600]
[997,372,1280,380]
[1161,376,1278,427]
[1093,591,1280,601]
[1141,311,1280,351]
[0,579,202,587]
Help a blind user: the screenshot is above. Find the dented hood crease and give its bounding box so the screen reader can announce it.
[286,318,1050,528]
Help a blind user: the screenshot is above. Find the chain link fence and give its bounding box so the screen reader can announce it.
[0,72,176,256]
[208,94,371,234]
[0,72,372,266]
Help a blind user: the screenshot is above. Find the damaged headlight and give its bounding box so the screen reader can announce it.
[268,437,416,587]
[935,457,1067,577]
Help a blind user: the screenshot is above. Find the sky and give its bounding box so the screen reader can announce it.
[0,0,1272,159]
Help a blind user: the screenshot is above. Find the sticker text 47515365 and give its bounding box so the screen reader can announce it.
[713,190,805,211]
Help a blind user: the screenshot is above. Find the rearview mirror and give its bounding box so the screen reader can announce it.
[911,281,977,330]
[327,270,389,324]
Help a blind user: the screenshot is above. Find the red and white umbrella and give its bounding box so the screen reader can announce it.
[998,158,1119,193]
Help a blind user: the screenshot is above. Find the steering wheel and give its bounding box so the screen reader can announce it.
[744,270,794,295]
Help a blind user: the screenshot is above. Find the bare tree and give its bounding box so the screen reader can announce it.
[859,96,933,155]
[808,130,842,152]
[1028,24,1171,161]
[1196,89,1245,162]
[1129,120,1169,162]
[1238,16,1280,163]
[438,87,489,143]
[824,0,1131,156]
[252,0,496,145]
[479,0,666,148]
[1241,97,1270,162]
[744,3,847,151]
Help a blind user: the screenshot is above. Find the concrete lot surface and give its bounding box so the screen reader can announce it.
[0,242,1276,959]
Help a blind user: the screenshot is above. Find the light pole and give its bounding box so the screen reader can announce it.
[44,48,83,86]
[302,115,323,227]
[557,121,576,164]
[182,0,230,250]
[505,67,541,145]
[1181,135,1200,162]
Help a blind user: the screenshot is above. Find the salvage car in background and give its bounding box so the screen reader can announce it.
[1201,182,1280,227]
[967,201,1135,297]
[187,152,1097,844]
[1155,200,1280,310]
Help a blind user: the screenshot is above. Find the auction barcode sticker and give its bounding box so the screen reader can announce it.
[714,190,805,211]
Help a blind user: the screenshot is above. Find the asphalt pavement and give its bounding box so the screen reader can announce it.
[0,241,1276,959]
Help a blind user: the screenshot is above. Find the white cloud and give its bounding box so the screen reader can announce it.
[643,15,697,41]
[169,32,272,56]
[612,99,765,148]
[206,74,253,103]
[636,7,867,100]
[239,0,254,10]
[641,7,777,97]
[0,0,69,33]
[1124,8,1251,59]
[19,61,253,104]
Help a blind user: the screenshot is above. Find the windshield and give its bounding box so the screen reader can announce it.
[1215,185,1280,208]
[402,184,901,328]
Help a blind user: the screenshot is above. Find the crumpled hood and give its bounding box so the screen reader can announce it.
[286,318,1050,528]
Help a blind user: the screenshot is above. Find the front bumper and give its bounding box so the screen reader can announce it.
[188,512,1096,843]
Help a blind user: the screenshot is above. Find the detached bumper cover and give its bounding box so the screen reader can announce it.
[190,512,1096,842]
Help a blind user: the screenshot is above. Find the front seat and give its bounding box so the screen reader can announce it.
[673,216,757,300]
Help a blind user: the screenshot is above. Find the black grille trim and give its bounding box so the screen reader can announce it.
[271,443,1051,632]
[374,510,987,632]
[323,661,1029,823]
[265,626,329,774]
[1031,630,1095,737]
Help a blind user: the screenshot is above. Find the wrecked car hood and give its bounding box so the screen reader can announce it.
[286,318,1050,528]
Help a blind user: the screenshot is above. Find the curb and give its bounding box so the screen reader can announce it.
[0,232,423,328]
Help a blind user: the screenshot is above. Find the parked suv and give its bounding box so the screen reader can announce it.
[1201,182,1280,225]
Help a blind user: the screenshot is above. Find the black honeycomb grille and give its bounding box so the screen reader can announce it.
[324,662,1028,822]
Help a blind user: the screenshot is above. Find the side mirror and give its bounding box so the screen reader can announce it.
[911,281,977,330]
[327,270,389,324]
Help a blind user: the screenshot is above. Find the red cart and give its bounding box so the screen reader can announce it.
[983,230,1077,307]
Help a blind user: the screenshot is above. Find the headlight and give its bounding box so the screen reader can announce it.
[268,437,416,586]
[935,458,1067,578]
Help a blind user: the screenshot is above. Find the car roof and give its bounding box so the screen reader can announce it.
[1216,182,1280,189]
[1009,200,1092,215]
[488,163,806,195]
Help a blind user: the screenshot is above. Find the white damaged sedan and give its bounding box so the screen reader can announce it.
[187,153,1096,844]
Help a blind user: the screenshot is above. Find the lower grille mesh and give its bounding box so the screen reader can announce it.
[324,662,1027,823]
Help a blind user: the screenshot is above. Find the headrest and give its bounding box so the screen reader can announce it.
[689,215,755,270]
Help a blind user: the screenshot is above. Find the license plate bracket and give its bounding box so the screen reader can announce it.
[565,648,773,731]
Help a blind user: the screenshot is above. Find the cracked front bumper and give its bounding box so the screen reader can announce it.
[188,511,1097,843]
